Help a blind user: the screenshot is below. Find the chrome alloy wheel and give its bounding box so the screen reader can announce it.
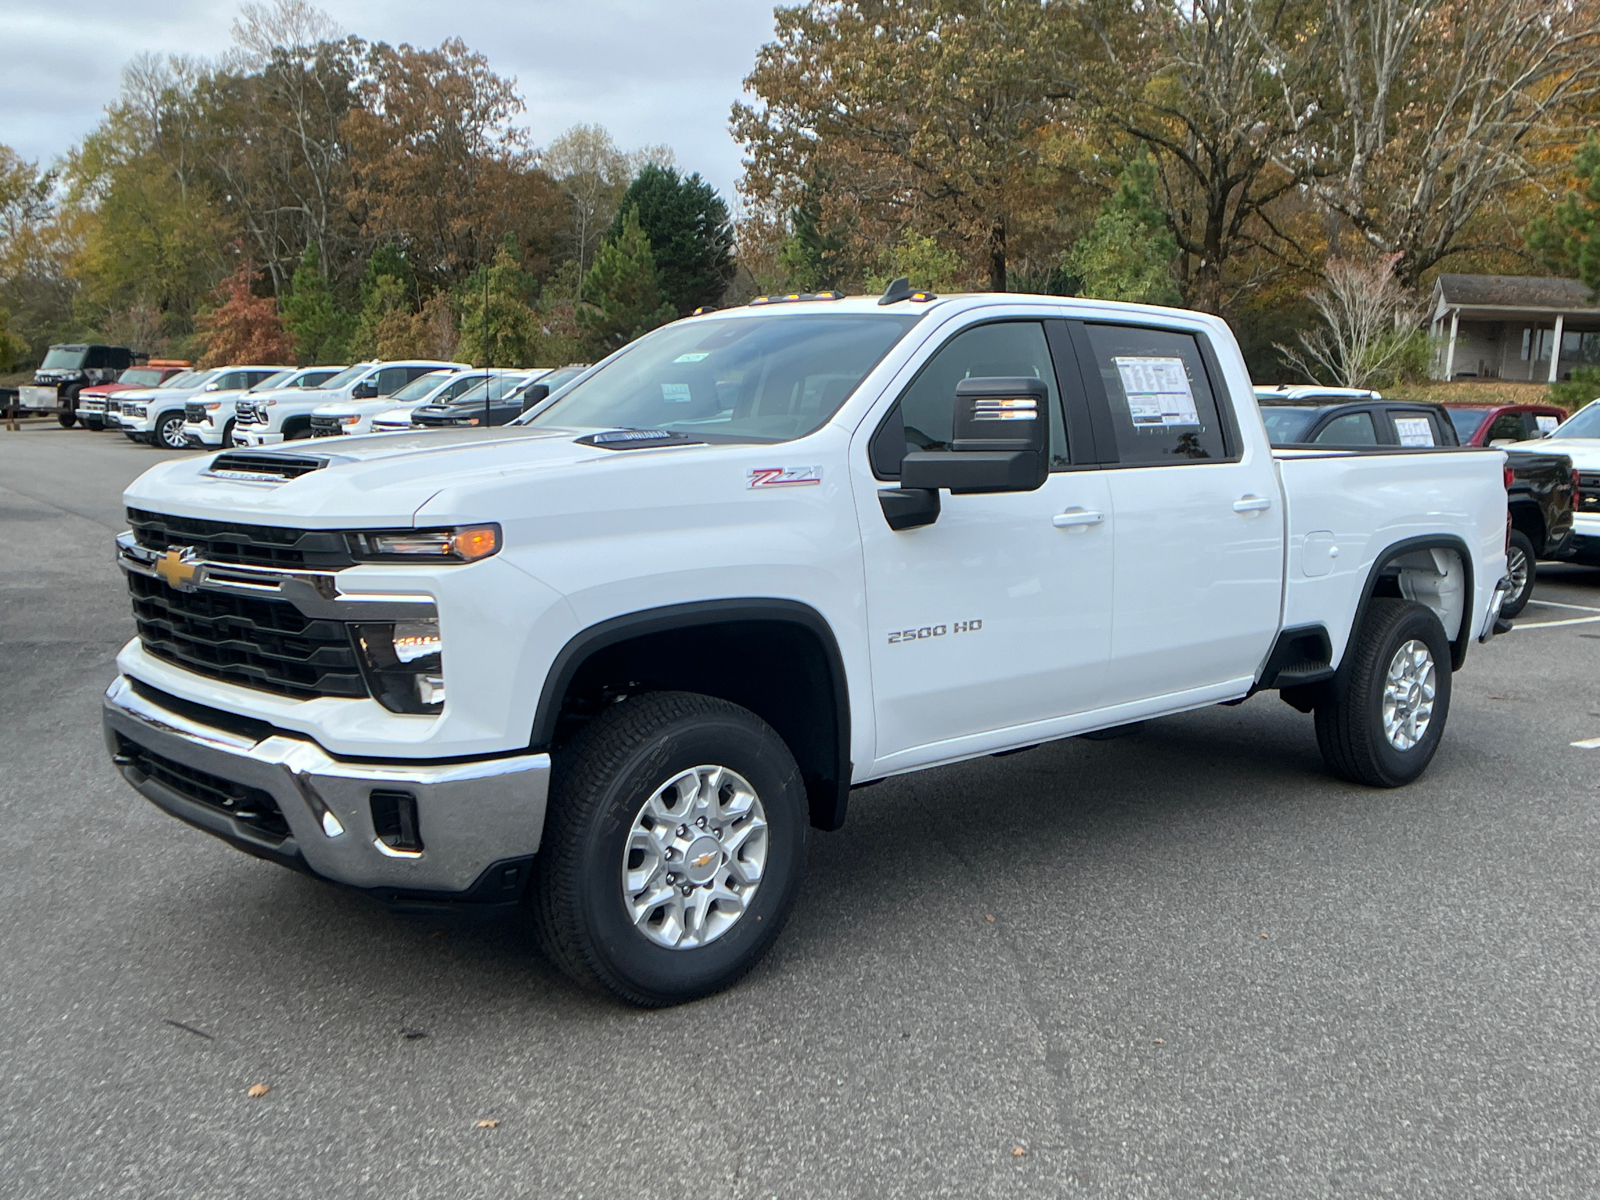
[1504,544,1530,609]
[1381,638,1436,751]
[621,764,769,949]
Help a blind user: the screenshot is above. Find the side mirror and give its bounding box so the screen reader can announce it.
[881,377,1050,529]
[520,382,551,413]
[203,382,220,392]
[353,379,378,399]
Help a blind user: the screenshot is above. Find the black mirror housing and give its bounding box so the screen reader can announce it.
[520,382,551,413]
[899,377,1049,495]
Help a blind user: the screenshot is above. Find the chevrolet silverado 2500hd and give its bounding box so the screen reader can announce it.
[103,291,1512,1005]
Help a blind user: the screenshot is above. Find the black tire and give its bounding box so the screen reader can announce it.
[531,691,808,1006]
[57,385,80,428]
[1314,598,1452,787]
[221,418,236,448]
[84,418,104,431]
[57,409,76,429]
[154,411,187,449]
[1500,529,1537,619]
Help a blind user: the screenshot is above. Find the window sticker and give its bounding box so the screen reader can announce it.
[1536,414,1560,433]
[673,352,710,363]
[1113,356,1199,428]
[661,383,692,403]
[1394,417,1435,447]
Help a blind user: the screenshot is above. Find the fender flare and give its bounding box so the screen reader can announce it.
[1347,533,1477,675]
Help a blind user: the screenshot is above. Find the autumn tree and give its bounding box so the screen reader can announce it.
[608,164,735,314]
[1274,256,1423,388]
[195,260,294,365]
[735,0,1068,292]
[578,208,676,357]
[1529,134,1600,294]
[1064,158,1180,304]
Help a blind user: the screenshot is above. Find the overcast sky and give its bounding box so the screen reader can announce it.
[2,0,778,203]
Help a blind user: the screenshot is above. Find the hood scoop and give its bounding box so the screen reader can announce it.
[578,429,702,451]
[204,452,333,483]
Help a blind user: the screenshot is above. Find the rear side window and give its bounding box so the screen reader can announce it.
[1313,412,1378,446]
[1391,411,1440,447]
[1080,324,1226,463]
[1484,411,1529,443]
[873,321,1068,476]
[375,367,412,394]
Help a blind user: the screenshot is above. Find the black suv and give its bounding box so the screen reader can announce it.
[1255,386,1575,617]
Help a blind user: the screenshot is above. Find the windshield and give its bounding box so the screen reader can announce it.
[524,314,921,442]
[158,371,198,389]
[449,375,532,407]
[317,364,372,390]
[1259,406,1321,444]
[1447,408,1490,441]
[117,368,164,386]
[250,369,296,392]
[41,346,88,369]
[390,372,453,402]
[1549,400,1600,439]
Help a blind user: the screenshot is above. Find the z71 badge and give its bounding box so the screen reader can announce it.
[748,466,823,489]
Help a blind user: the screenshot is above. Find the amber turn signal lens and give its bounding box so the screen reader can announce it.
[449,525,500,560]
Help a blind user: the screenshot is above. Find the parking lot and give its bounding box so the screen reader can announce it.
[4,423,1599,1199]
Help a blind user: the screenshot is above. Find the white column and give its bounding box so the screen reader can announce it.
[1444,309,1459,380]
[1549,313,1566,384]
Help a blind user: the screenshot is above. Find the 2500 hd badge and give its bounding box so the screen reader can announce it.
[887,619,983,644]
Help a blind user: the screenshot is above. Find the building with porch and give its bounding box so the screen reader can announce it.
[1429,274,1600,382]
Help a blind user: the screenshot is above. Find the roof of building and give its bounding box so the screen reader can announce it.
[1434,274,1598,310]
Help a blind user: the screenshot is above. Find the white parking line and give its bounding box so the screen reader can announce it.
[1571,736,1600,749]
[1511,614,1600,630]
[1525,598,1600,614]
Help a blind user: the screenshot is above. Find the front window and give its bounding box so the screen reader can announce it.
[317,364,372,390]
[1447,409,1490,442]
[251,369,297,392]
[1549,400,1600,440]
[523,314,921,443]
[41,346,88,369]
[158,371,198,389]
[117,368,165,387]
[1259,407,1322,444]
[389,372,453,403]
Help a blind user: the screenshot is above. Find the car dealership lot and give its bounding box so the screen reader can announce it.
[4,427,1599,1199]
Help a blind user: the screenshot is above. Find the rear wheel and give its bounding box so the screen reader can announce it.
[1500,529,1536,619]
[1315,598,1452,787]
[57,385,80,428]
[154,411,187,449]
[531,691,807,1006]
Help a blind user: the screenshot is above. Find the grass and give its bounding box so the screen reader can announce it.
[1382,379,1578,410]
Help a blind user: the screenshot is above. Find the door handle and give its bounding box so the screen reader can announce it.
[1232,496,1272,513]
[1053,508,1105,528]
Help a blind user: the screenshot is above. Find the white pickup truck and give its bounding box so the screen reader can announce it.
[103,290,1512,1006]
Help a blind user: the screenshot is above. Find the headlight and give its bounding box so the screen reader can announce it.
[352,617,444,714]
[347,524,500,562]
[339,414,360,425]
[204,401,222,411]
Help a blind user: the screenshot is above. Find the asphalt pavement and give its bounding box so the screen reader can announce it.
[3,425,1599,1199]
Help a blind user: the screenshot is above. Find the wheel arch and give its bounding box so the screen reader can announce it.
[1507,498,1546,555]
[1348,534,1477,674]
[530,600,853,831]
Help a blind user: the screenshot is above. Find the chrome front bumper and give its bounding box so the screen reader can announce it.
[103,675,551,894]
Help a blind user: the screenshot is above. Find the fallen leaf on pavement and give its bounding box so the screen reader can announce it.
[247,1083,270,1098]
[1151,1038,1166,1046]
[475,1119,499,1129]
[1260,933,1269,939]
[1011,1145,1026,1158]
[985,914,995,923]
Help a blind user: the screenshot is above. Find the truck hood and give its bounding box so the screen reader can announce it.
[121,425,656,526]
[1509,436,1600,467]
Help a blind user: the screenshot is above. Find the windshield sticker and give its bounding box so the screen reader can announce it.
[673,352,710,363]
[1395,417,1435,447]
[661,383,692,403]
[1113,356,1199,428]
[1536,414,1559,433]
[749,466,823,489]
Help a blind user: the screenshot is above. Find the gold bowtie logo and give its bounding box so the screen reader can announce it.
[154,547,200,590]
[691,852,716,868]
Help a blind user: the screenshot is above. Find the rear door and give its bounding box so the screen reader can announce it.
[1069,320,1284,706]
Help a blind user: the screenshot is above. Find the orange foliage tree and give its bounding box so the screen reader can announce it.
[195,260,294,366]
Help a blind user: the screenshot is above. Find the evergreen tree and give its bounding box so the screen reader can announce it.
[579,207,677,357]
[455,239,543,367]
[606,164,734,314]
[281,246,349,364]
[345,246,415,359]
[1063,157,1180,306]
[780,182,848,291]
[1528,134,1600,295]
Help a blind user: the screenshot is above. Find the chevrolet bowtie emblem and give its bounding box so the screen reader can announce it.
[154,547,200,591]
[691,852,717,868]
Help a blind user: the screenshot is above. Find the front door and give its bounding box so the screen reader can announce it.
[853,317,1116,769]
[1067,321,1284,706]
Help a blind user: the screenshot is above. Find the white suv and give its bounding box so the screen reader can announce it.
[181,366,342,449]
[120,367,284,450]
[232,360,467,445]
[308,369,490,437]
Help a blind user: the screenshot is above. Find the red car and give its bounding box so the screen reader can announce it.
[1444,402,1567,447]
[77,360,191,431]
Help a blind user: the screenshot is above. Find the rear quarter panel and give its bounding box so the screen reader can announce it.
[1276,448,1508,665]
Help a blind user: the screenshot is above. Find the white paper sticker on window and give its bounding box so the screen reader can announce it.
[1113,356,1199,428]
[1536,414,1559,433]
[1395,417,1435,447]
[661,383,692,403]
[673,352,710,363]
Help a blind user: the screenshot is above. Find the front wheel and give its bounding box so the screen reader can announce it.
[1315,598,1452,787]
[154,411,187,449]
[1500,529,1536,619]
[221,418,236,448]
[531,691,808,1006]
